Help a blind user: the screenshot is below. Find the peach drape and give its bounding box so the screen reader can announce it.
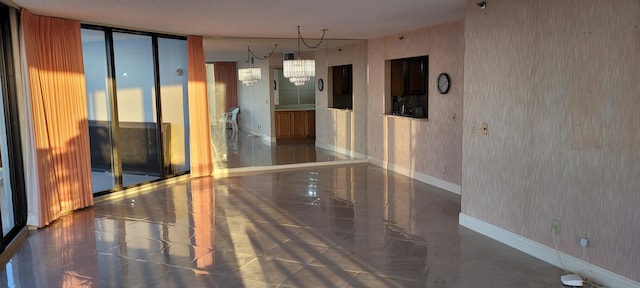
[22,10,93,227]
[187,36,214,177]
[213,62,238,108]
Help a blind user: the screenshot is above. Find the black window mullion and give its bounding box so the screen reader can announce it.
[151,36,166,178]
[104,28,124,190]
[0,4,27,247]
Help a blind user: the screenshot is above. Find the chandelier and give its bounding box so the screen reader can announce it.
[283,26,327,86]
[238,45,278,86]
[238,67,261,86]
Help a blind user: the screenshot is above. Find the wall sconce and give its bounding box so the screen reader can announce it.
[477,1,487,9]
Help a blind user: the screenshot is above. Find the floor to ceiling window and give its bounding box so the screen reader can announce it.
[0,4,27,250]
[157,37,190,175]
[81,26,190,194]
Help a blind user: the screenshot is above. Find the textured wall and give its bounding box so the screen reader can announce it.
[462,0,640,281]
[367,22,464,186]
[315,41,367,156]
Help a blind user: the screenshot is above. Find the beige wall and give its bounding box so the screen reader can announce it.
[237,58,271,140]
[367,22,464,188]
[462,0,640,281]
[315,41,367,157]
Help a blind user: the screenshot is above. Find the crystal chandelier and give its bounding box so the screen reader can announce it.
[238,45,278,86]
[283,59,314,86]
[283,26,327,86]
[238,67,261,86]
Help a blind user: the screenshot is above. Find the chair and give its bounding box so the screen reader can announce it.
[222,106,240,133]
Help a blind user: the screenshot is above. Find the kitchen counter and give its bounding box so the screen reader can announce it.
[275,107,316,111]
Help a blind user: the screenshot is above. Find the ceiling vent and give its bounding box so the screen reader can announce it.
[283,52,295,61]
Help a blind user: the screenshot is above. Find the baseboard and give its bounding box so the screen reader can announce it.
[237,128,273,143]
[256,133,273,143]
[315,143,367,159]
[368,157,461,195]
[459,213,640,288]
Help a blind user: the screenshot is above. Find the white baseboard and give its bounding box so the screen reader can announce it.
[459,213,640,288]
[237,128,273,143]
[258,133,273,143]
[367,157,461,195]
[316,143,367,159]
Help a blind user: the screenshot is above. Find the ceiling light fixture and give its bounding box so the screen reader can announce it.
[238,45,278,86]
[283,26,327,86]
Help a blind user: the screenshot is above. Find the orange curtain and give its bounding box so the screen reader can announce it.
[22,10,93,227]
[213,62,238,108]
[191,177,215,268]
[187,36,213,177]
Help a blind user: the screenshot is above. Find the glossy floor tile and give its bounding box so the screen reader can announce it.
[212,127,357,169]
[0,164,567,287]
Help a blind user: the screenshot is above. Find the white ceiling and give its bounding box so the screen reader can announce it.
[11,0,466,61]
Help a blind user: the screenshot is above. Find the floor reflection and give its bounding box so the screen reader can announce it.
[0,164,564,287]
[212,127,356,170]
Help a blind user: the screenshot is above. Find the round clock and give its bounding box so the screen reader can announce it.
[318,78,324,92]
[437,73,451,94]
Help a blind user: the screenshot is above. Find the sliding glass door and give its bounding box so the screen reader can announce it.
[157,38,190,175]
[0,4,27,249]
[82,28,117,192]
[112,32,162,187]
[81,27,189,194]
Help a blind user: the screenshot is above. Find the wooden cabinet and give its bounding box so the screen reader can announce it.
[306,110,315,137]
[275,111,292,138]
[275,110,315,141]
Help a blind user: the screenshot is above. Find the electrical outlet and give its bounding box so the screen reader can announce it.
[580,236,589,248]
[580,230,591,248]
[551,219,561,235]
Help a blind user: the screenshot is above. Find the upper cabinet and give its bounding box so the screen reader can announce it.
[389,56,428,118]
[391,56,427,97]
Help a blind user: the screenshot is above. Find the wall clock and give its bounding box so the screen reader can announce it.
[318,78,324,92]
[437,73,450,94]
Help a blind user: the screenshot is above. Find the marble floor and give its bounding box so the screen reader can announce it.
[0,164,568,287]
[212,127,357,170]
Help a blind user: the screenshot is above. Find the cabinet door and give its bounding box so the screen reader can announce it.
[407,57,426,95]
[291,111,306,137]
[275,111,292,138]
[306,110,315,137]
